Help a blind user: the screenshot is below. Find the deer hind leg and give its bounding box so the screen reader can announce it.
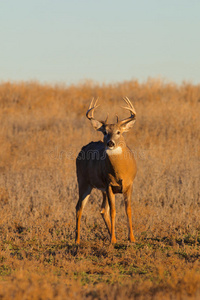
[100,192,111,236]
[107,186,117,244]
[75,185,92,244]
[123,186,135,242]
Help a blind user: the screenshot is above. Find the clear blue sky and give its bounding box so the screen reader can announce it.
[1,0,200,84]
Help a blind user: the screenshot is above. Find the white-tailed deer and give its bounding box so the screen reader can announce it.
[76,97,137,244]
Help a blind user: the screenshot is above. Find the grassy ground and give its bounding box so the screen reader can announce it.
[0,79,200,299]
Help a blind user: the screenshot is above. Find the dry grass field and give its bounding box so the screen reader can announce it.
[0,79,200,299]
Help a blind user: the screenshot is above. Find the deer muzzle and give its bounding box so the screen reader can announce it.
[107,140,115,148]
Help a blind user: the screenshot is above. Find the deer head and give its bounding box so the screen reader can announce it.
[86,97,136,150]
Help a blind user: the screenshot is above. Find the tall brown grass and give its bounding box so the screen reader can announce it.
[0,79,200,299]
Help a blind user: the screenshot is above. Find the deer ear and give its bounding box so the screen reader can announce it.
[90,119,103,131]
[120,119,136,132]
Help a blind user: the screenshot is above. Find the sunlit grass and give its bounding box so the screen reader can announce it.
[0,79,200,299]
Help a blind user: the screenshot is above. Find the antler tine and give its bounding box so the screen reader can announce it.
[104,113,109,124]
[122,97,134,110]
[116,114,119,123]
[123,97,134,109]
[118,97,136,126]
[121,97,136,116]
[86,98,100,120]
[88,98,94,110]
[121,105,136,116]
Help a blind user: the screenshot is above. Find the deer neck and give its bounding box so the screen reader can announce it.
[105,146,123,156]
[105,144,132,163]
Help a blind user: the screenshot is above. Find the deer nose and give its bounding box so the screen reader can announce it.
[107,140,115,148]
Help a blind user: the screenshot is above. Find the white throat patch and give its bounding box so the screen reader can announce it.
[106,146,122,156]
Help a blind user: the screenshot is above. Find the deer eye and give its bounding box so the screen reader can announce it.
[116,131,120,135]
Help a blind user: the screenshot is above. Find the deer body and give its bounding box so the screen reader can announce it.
[77,141,136,192]
[76,98,137,244]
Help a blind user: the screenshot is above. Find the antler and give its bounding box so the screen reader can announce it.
[86,98,109,124]
[86,98,100,120]
[118,97,136,125]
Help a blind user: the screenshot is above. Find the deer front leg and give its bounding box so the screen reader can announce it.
[107,186,117,244]
[100,192,111,236]
[123,186,135,242]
